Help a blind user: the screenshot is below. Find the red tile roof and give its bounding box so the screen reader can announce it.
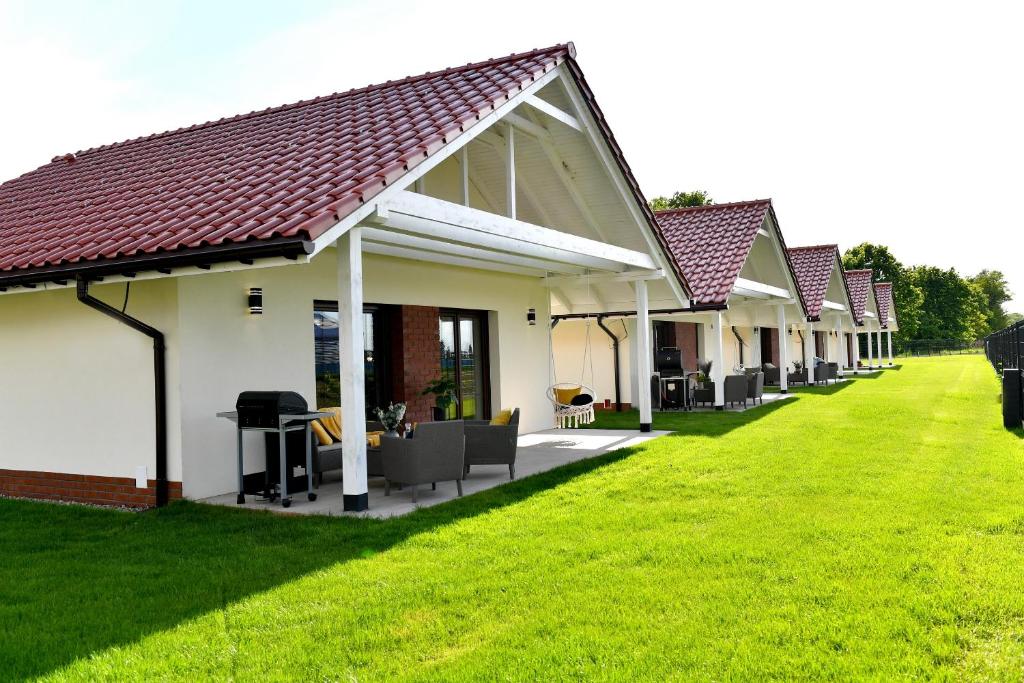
[0,45,580,281]
[654,199,785,307]
[874,282,894,327]
[844,269,872,324]
[787,244,848,320]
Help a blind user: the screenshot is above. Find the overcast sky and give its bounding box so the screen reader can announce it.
[1,0,1020,310]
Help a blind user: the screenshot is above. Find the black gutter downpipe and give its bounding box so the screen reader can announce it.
[596,316,623,412]
[76,277,168,507]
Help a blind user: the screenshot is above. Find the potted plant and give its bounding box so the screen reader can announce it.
[374,402,407,438]
[421,378,458,421]
[696,359,713,387]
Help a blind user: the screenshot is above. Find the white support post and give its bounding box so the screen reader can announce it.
[876,329,884,367]
[708,311,726,409]
[853,331,861,374]
[505,124,516,219]
[752,328,762,368]
[887,330,894,366]
[776,305,789,393]
[834,318,845,377]
[337,228,368,511]
[460,146,469,207]
[866,327,874,369]
[803,326,815,385]
[635,280,653,431]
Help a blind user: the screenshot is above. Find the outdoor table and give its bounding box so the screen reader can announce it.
[216,410,331,508]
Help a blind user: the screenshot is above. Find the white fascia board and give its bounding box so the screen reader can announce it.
[543,269,665,288]
[380,190,657,271]
[822,300,846,311]
[362,242,545,278]
[309,66,562,258]
[553,66,690,309]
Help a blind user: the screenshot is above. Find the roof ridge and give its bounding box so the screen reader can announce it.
[58,43,572,162]
[788,244,838,251]
[845,268,873,274]
[653,198,772,215]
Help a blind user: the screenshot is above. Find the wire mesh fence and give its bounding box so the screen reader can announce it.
[894,339,984,357]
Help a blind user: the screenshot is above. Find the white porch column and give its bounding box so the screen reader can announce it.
[338,228,368,511]
[776,304,789,393]
[853,331,861,374]
[866,326,874,368]
[752,328,763,368]
[803,326,815,384]
[834,318,845,376]
[876,329,883,368]
[635,280,653,431]
[709,310,726,409]
[887,329,894,365]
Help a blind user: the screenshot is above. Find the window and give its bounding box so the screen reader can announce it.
[313,302,391,417]
[439,310,490,420]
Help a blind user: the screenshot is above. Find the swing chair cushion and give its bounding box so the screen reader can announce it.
[554,386,582,405]
[570,393,594,406]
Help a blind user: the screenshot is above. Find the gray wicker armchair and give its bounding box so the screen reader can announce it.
[464,409,520,480]
[827,362,839,381]
[381,421,465,503]
[762,364,781,385]
[724,375,748,407]
[814,363,829,385]
[746,371,765,405]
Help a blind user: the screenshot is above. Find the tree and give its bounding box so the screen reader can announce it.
[908,266,987,342]
[649,190,713,211]
[1007,312,1024,326]
[842,243,922,341]
[969,270,1013,334]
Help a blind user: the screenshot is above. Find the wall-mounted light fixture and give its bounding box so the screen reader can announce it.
[248,287,263,315]
[753,326,760,332]
[527,308,537,326]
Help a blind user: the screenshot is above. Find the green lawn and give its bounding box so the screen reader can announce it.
[3,355,1023,680]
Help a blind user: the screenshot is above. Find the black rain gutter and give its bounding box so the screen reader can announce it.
[595,316,623,412]
[0,237,313,291]
[76,277,168,508]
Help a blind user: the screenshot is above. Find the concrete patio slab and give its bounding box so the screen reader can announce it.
[199,428,668,518]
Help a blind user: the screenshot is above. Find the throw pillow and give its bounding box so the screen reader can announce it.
[570,393,593,406]
[490,409,512,426]
[554,386,582,405]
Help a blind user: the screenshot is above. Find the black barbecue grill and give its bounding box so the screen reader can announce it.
[235,391,309,428]
[218,392,329,508]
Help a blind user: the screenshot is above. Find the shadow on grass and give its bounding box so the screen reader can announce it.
[588,393,794,437]
[0,445,639,681]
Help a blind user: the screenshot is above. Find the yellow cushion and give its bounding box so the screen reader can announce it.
[490,409,513,426]
[554,387,581,405]
[310,420,333,446]
[317,407,343,442]
[366,431,384,448]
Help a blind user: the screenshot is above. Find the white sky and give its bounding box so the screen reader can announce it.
[1,0,1021,310]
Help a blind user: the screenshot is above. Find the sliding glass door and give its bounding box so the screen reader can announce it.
[313,302,391,417]
[439,310,490,420]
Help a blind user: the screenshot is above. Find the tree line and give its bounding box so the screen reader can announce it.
[647,192,1018,343]
[842,244,1017,344]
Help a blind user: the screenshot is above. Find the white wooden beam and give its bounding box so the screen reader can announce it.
[361,227,585,274]
[381,190,657,271]
[525,94,582,132]
[505,124,516,219]
[363,242,546,278]
[459,146,469,207]
[503,111,552,141]
[550,287,573,312]
[543,269,665,288]
[733,277,792,300]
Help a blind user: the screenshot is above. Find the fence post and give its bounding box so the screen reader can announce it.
[1004,369,1023,429]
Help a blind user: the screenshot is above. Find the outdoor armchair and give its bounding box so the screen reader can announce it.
[746,371,765,405]
[464,409,520,480]
[724,375,748,407]
[827,362,839,381]
[814,363,829,385]
[382,421,465,503]
[762,364,781,385]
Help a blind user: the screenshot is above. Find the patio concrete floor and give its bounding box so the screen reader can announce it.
[200,428,669,519]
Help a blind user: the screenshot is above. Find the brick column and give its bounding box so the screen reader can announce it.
[390,305,441,424]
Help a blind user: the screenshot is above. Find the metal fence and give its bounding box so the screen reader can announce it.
[894,339,984,357]
[985,320,1023,428]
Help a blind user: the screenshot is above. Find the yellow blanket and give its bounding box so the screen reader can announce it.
[312,407,343,445]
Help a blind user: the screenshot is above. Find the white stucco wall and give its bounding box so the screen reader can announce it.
[0,251,554,500]
[551,318,633,407]
[0,279,182,483]
[175,250,553,499]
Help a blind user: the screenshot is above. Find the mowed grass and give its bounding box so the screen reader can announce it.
[3,355,1024,680]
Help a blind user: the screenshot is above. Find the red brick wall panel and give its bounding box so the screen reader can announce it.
[674,322,699,370]
[390,305,441,424]
[0,469,182,508]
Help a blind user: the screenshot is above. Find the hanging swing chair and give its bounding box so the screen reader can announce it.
[548,318,597,428]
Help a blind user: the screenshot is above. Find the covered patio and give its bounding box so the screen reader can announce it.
[201,428,668,518]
